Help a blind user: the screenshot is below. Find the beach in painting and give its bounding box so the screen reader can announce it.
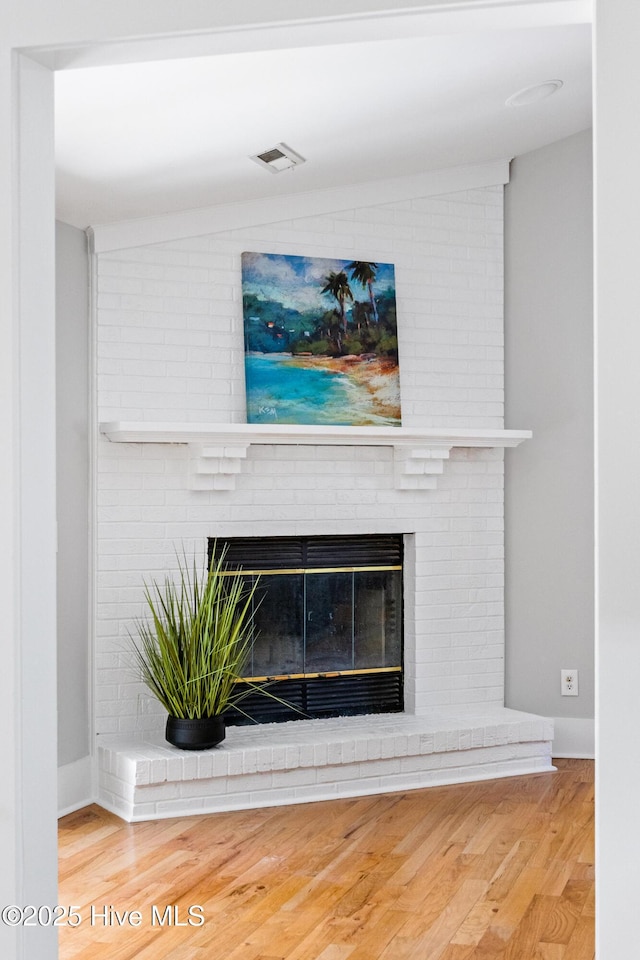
[241,251,402,427]
[244,353,401,426]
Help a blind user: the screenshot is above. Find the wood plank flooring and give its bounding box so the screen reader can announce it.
[58,759,594,960]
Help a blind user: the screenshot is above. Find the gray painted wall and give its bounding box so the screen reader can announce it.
[56,220,90,766]
[504,129,594,720]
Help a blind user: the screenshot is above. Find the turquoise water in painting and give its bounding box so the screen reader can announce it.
[245,354,356,425]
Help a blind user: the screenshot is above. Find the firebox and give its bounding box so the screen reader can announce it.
[208,535,403,724]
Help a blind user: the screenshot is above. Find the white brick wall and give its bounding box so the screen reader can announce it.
[95,185,505,738]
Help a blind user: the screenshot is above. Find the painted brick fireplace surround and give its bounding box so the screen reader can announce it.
[93,178,553,821]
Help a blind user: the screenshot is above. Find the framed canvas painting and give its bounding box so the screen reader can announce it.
[241,251,401,426]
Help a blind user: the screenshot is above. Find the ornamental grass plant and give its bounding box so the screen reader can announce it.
[130,547,261,720]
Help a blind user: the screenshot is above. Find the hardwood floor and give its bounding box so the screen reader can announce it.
[58,759,594,960]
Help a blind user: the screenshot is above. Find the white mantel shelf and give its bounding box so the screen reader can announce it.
[100,422,532,492]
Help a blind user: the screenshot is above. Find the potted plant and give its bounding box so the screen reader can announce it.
[130,546,263,750]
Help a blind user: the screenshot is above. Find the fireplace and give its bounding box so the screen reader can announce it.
[209,534,404,723]
[93,184,556,825]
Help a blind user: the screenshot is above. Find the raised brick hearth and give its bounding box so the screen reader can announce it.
[98,708,554,822]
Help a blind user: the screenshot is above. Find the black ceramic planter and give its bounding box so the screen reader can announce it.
[165,715,226,751]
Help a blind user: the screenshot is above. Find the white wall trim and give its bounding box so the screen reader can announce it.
[10,53,59,959]
[552,717,595,759]
[88,236,98,779]
[27,1,592,72]
[90,159,510,253]
[58,755,96,818]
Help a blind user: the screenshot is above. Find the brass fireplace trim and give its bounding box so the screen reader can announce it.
[239,665,402,683]
[221,564,403,577]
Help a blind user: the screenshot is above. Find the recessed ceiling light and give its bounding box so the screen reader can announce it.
[506,79,564,107]
[250,142,306,173]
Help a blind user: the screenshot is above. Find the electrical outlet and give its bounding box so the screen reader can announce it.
[561,669,579,696]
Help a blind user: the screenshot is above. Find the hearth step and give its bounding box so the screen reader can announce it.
[97,707,555,822]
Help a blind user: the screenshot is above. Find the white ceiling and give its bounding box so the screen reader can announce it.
[54,22,592,229]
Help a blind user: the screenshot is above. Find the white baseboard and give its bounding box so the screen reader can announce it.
[58,754,96,817]
[552,717,595,759]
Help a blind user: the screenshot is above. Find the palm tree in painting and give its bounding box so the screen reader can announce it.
[348,261,379,324]
[321,271,353,333]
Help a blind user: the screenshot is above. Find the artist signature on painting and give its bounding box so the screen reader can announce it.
[258,405,278,418]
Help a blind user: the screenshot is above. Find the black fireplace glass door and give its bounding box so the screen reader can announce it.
[304,572,353,673]
[246,568,401,677]
[353,569,402,669]
[249,573,304,677]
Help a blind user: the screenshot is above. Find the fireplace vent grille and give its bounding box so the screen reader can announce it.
[224,671,404,726]
[210,534,403,570]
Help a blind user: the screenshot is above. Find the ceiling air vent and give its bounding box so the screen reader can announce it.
[250,142,306,174]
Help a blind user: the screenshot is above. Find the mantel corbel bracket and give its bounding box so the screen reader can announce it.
[393,444,452,490]
[188,443,250,491]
